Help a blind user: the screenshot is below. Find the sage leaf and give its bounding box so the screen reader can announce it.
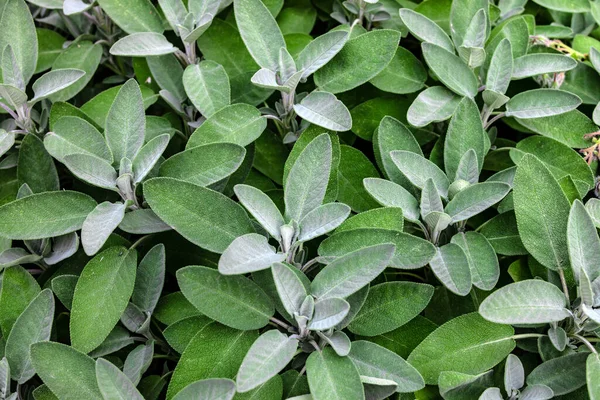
[81,202,127,256]
[96,0,163,34]
[183,61,230,118]
[399,9,454,52]
[421,43,478,98]
[271,262,308,317]
[298,203,351,242]
[445,182,510,223]
[588,353,600,400]
[505,89,582,119]
[0,0,38,84]
[30,68,86,104]
[512,54,577,79]
[363,178,419,222]
[293,91,352,132]
[177,265,274,330]
[218,233,285,275]
[451,232,499,291]
[407,86,462,128]
[390,150,450,199]
[567,200,600,282]
[110,33,177,57]
[296,30,349,79]
[44,116,113,163]
[95,358,144,400]
[527,353,588,396]
[429,243,472,296]
[171,379,236,400]
[308,297,350,330]
[132,134,170,184]
[234,184,285,240]
[306,347,364,400]
[63,153,118,191]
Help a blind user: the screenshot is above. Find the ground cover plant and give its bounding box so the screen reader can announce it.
[3,0,600,399]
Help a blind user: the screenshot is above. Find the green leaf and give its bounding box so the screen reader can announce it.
[348,282,434,336]
[450,0,489,47]
[430,243,472,296]
[234,184,285,240]
[308,297,350,330]
[390,150,450,199]
[587,353,600,400]
[237,330,298,392]
[119,209,171,234]
[30,68,85,103]
[271,262,308,317]
[421,43,478,98]
[445,182,510,222]
[513,154,570,271]
[95,358,144,400]
[187,104,266,148]
[167,323,256,399]
[319,229,436,270]
[479,280,569,324]
[530,0,589,12]
[516,110,596,149]
[144,177,255,253]
[0,266,40,337]
[160,143,245,187]
[0,191,96,239]
[568,200,600,282]
[512,54,577,80]
[335,207,404,234]
[233,0,285,71]
[96,0,163,34]
[147,54,186,103]
[399,9,454,52]
[407,86,462,127]
[177,265,274,330]
[408,313,515,384]
[298,203,350,242]
[296,30,349,79]
[183,61,230,118]
[172,379,236,400]
[110,33,177,57]
[479,211,527,256]
[70,247,137,353]
[450,232,499,291]
[306,347,364,400]
[314,29,400,94]
[293,91,352,132]
[81,202,126,256]
[18,134,59,193]
[31,342,103,400]
[285,133,332,222]
[35,28,64,73]
[348,340,425,393]
[131,244,165,314]
[337,145,380,213]
[63,153,118,191]
[5,289,53,383]
[44,116,112,163]
[0,0,37,84]
[505,89,582,119]
[218,233,285,275]
[50,41,103,102]
[311,243,395,300]
[527,353,588,395]
[132,134,169,184]
[485,39,513,95]
[105,79,146,163]
[370,46,428,94]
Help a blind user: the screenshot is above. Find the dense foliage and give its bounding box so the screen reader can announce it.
[2,0,600,398]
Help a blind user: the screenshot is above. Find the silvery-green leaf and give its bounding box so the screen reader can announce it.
[527,353,587,396]
[218,233,285,275]
[63,153,118,191]
[363,178,420,222]
[455,149,479,184]
[505,89,582,119]
[311,243,395,300]
[445,182,510,222]
[451,232,499,291]
[390,150,450,199]
[251,68,290,92]
[479,280,570,324]
[51,275,78,311]
[461,9,487,49]
[172,379,236,400]
[119,209,171,234]
[236,330,297,392]
[234,184,284,240]
[407,86,462,128]
[588,353,600,400]
[297,30,349,79]
[0,130,14,158]
[348,340,425,393]
[233,0,285,71]
[423,211,452,234]
[132,244,165,314]
[81,202,126,256]
[110,33,177,57]
[520,385,554,400]
[157,0,188,34]
[458,46,486,70]
[278,47,296,82]
[567,199,600,282]
[317,331,351,357]
[306,347,364,400]
[580,268,595,307]
[308,297,350,330]
[105,79,146,163]
[183,61,230,118]
[504,354,524,395]
[399,9,454,52]
[5,289,54,383]
[182,14,214,43]
[586,198,600,229]
[298,203,351,242]
[0,248,40,268]
[486,38,512,95]
[512,54,577,79]
[420,178,443,219]
[95,358,144,400]
[2,46,24,91]
[421,43,478,98]
[583,303,600,324]
[44,116,113,163]
[123,341,154,385]
[132,134,169,184]
[429,243,472,296]
[271,262,308,317]
[30,68,86,104]
[483,90,510,110]
[44,232,79,265]
[293,91,352,132]
[285,133,332,222]
[63,0,94,15]
[548,326,567,352]
[479,388,503,400]
[0,0,38,84]
[0,84,27,109]
[188,0,220,24]
[0,358,8,400]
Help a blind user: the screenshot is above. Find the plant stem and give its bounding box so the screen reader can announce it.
[574,334,598,354]
[270,317,291,330]
[484,112,505,130]
[511,333,545,340]
[558,268,570,301]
